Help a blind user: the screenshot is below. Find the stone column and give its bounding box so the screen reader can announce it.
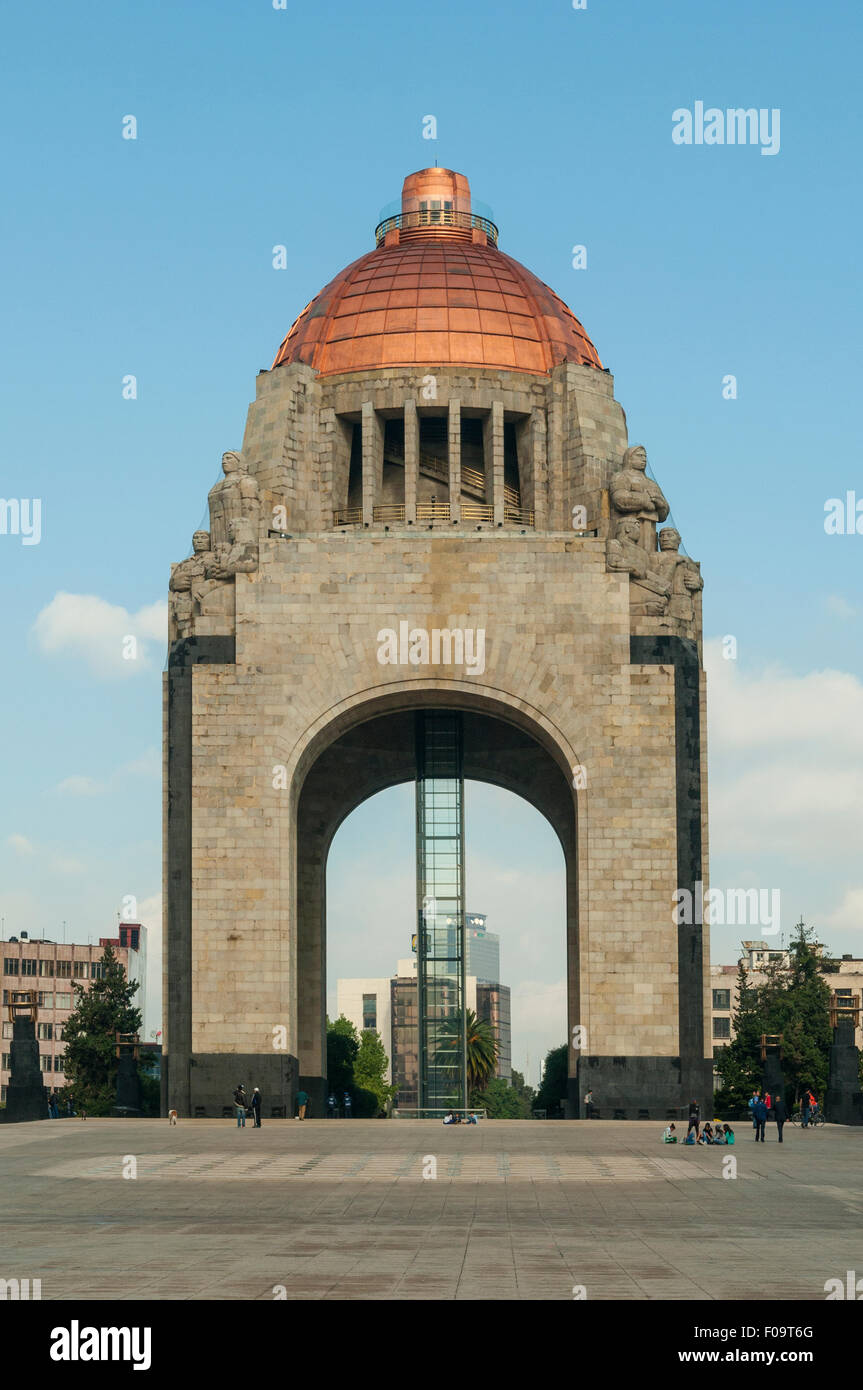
[361,401,383,525]
[529,408,548,530]
[448,398,461,522]
[484,401,505,526]
[404,399,418,524]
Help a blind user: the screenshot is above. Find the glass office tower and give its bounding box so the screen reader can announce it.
[415,711,467,1112]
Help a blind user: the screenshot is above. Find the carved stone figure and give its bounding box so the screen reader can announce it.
[208,451,261,546]
[656,527,703,623]
[610,445,670,551]
[169,530,215,637]
[607,517,670,616]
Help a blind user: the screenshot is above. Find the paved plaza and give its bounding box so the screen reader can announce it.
[2,1118,862,1301]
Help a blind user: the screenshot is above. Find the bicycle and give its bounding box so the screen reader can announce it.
[789,1109,826,1127]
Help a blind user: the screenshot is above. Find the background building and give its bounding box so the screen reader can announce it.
[1,924,147,1102]
[711,939,863,1082]
[337,911,512,1103]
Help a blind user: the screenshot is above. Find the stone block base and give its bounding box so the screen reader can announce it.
[571,1056,714,1121]
[163,1053,298,1119]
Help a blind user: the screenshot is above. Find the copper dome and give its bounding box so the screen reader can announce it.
[272,169,603,378]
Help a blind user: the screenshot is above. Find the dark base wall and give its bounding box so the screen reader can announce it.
[163,1052,298,1118]
[569,1056,715,1120]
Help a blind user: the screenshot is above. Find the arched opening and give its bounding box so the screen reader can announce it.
[326,779,567,1109]
[294,696,579,1115]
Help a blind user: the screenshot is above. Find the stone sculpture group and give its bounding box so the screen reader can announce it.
[607,445,703,626]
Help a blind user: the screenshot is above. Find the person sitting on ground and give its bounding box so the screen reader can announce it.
[723,1124,735,1145]
[443,1110,456,1125]
[662,1123,677,1143]
[465,1112,478,1125]
[698,1123,714,1145]
[712,1124,726,1144]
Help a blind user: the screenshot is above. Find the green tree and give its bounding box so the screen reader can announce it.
[473,1075,534,1118]
[714,960,763,1112]
[354,1029,396,1113]
[714,923,833,1113]
[436,1008,499,1098]
[62,943,142,1115]
[535,1043,568,1116]
[326,1014,359,1094]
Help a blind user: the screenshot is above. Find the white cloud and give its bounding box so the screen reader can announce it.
[55,775,105,796]
[825,595,857,620]
[49,855,85,875]
[31,593,167,679]
[706,639,863,859]
[7,835,35,856]
[821,889,863,932]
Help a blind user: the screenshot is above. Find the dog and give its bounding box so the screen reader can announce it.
[168,1109,178,1126]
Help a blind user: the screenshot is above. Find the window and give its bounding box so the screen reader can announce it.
[38,960,54,977]
[712,989,731,1010]
[37,1023,53,1040]
[21,959,37,977]
[55,961,72,979]
[362,993,377,1032]
[713,1018,731,1040]
[1,1054,10,1069]
[91,963,106,981]
[836,988,852,996]
[37,992,53,1009]
[55,993,71,1010]
[73,963,88,979]
[55,1054,64,1073]
[3,959,19,976]
[1,1023,11,1040]
[39,1055,53,1072]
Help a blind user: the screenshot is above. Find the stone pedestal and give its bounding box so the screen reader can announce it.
[826,1019,863,1126]
[3,1019,48,1123]
[113,1052,143,1118]
[762,1053,785,1105]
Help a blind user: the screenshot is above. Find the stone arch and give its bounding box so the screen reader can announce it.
[290,685,582,1112]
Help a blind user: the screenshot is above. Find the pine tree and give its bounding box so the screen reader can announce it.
[62,943,142,1115]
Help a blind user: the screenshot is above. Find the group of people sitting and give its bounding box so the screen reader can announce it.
[443,1111,479,1125]
[663,1121,735,1145]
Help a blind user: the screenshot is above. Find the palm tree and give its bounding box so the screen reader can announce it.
[464,1009,498,1095]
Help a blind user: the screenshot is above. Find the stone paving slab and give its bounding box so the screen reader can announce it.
[1,1118,861,1300]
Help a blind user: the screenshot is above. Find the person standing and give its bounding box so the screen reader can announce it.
[327,1093,337,1118]
[296,1088,309,1120]
[583,1088,594,1119]
[250,1086,262,1128]
[343,1090,352,1118]
[773,1094,787,1142]
[233,1083,248,1128]
[748,1089,761,1134]
[686,1099,700,1141]
[801,1088,811,1129]
[753,1095,767,1142]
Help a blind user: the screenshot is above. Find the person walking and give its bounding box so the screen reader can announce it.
[753,1094,767,1142]
[686,1099,700,1141]
[773,1094,787,1142]
[233,1083,248,1127]
[296,1088,309,1120]
[250,1086,262,1128]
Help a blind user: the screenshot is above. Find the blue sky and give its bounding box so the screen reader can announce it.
[2,0,861,1074]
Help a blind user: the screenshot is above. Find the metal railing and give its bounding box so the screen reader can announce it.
[375,209,499,247]
[372,504,406,523]
[504,505,535,526]
[333,507,362,526]
[392,1107,488,1120]
[461,503,493,523]
[416,502,451,522]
